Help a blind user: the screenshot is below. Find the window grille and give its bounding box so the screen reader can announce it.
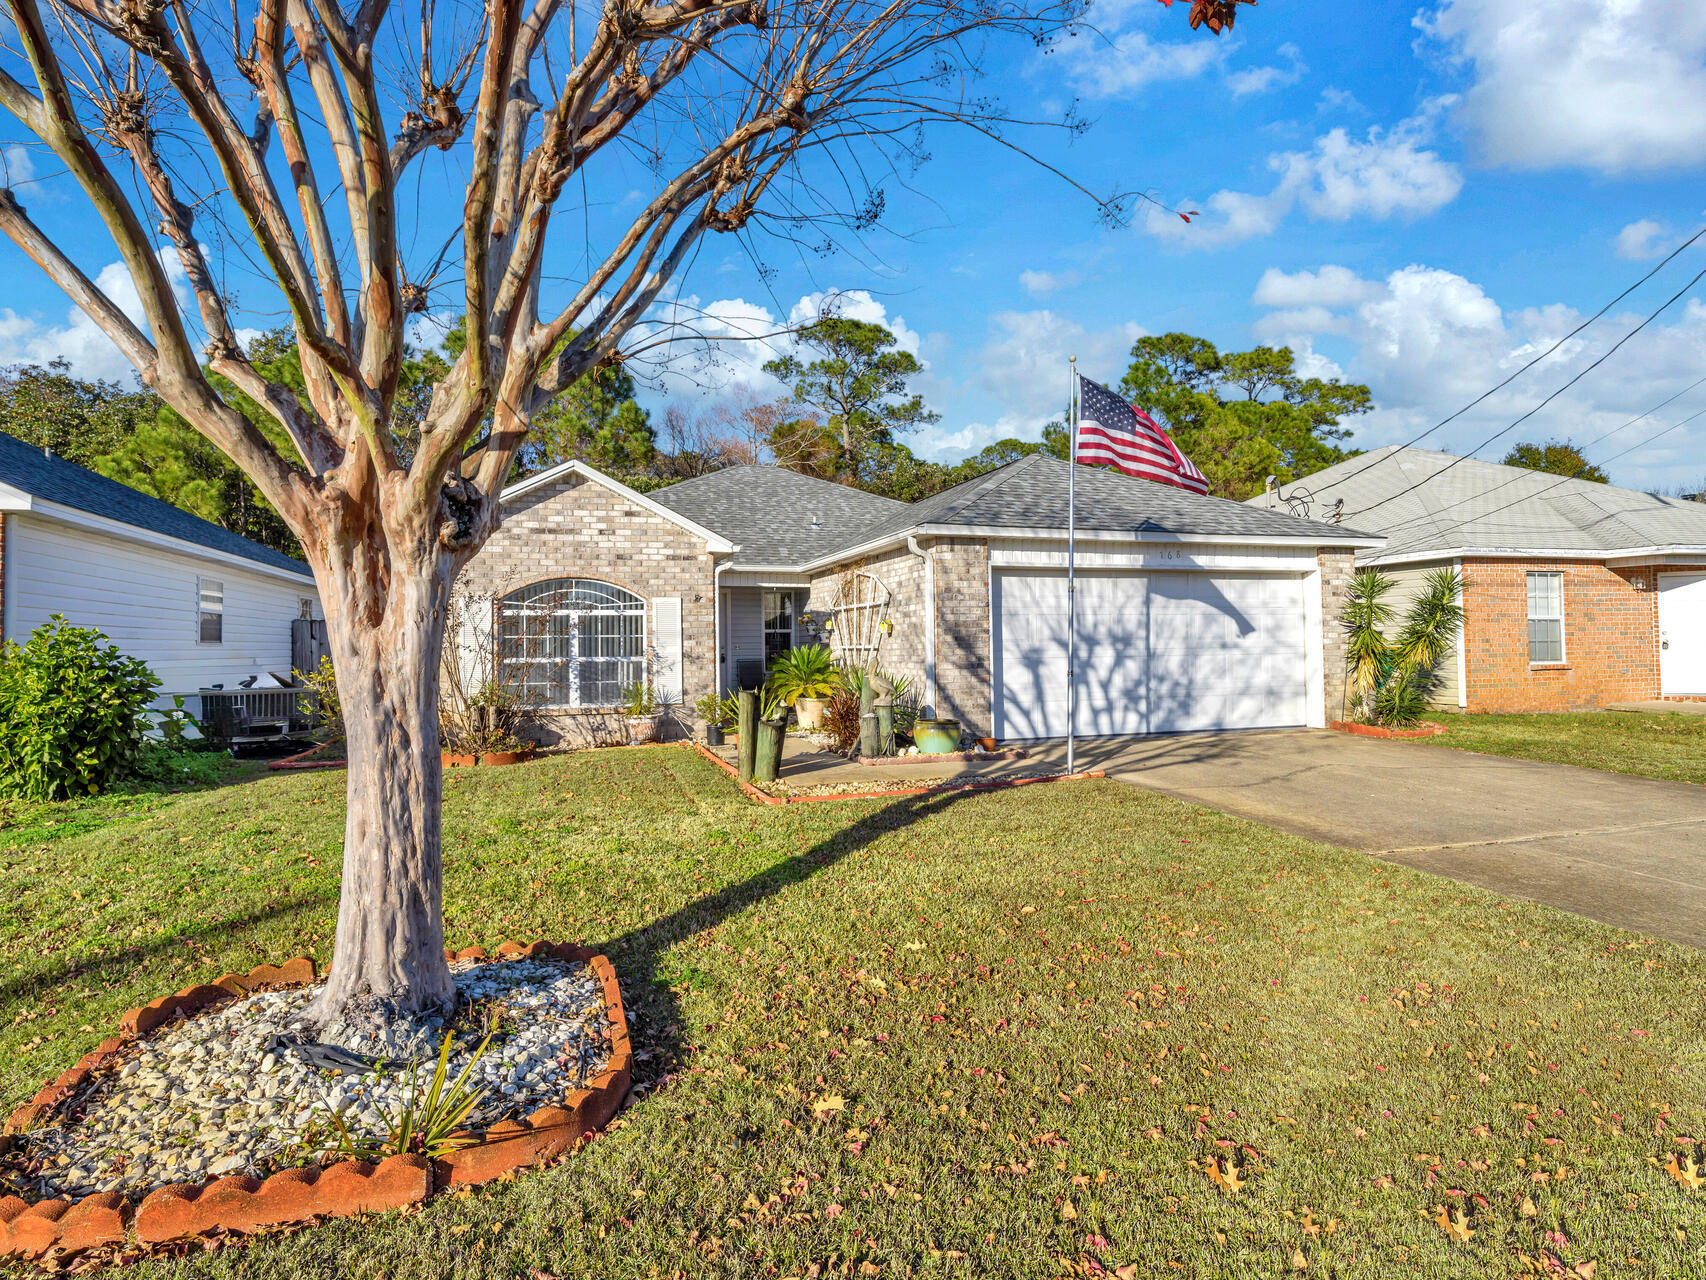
[497,579,646,708]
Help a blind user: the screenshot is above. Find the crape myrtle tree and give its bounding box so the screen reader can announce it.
[0,0,1251,1031]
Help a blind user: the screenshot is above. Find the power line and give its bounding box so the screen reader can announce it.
[1358,371,1706,542]
[1344,256,1706,520]
[1294,224,1706,505]
[1371,401,1706,549]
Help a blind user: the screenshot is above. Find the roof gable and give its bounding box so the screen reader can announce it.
[0,430,313,578]
[649,465,907,566]
[500,459,735,552]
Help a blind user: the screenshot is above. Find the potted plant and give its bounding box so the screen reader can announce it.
[766,645,843,731]
[695,691,738,746]
[913,717,962,754]
[622,681,662,745]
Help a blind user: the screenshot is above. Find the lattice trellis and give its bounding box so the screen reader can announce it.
[825,569,891,674]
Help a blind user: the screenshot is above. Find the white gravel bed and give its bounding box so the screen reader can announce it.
[2,957,613,1203]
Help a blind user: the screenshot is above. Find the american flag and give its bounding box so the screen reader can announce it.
[1075,374,1209,494]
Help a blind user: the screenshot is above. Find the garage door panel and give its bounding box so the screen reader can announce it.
[995,569,1307,739]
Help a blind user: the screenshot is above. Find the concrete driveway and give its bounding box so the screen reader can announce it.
[1024,730,1706,948]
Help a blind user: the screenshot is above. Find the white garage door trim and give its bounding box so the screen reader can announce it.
[1658,572,1706,696]
[992,568,1312,740]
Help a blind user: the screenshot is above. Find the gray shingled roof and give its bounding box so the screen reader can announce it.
[808,454,1375,564]
[1258,446,1706,562]
[651,453,1375,569]
[0,430,313,577]
[649,465,910,567]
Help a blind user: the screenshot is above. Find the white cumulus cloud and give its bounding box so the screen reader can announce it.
[1146,104,1462,250]
[1417,0,1706,174]
[1613,219,1676,261]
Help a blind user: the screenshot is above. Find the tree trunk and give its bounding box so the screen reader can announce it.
[306,555,458,1032]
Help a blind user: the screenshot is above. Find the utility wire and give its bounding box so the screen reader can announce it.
[1293,224,1706,507]
[1344,256,1706,520]
[1361,371,1706,542]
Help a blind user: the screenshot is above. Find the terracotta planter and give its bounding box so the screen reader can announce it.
[976,736,997,751]
[481,748,535,767]
[793,696,831,731]
[627,713,662,745]
[442,752,479,768]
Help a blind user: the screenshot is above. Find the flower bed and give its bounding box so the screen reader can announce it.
[855,748,1028,766]
[1329,719,1447,740]
[0,941,630,1262]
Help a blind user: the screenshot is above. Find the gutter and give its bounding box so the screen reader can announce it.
[1362,544,1706,568]
[906,535,936,713]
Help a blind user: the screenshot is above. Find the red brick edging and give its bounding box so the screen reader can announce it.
[1330,719,1446,740]
[0,941,630,1262]
[681,740,1103,803]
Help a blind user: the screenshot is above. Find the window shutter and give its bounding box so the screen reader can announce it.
[654,596,683,706]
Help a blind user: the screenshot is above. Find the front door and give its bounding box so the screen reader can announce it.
[1659,572,1706,696]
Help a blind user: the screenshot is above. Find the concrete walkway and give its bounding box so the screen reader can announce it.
[1020,730,1706,949]
[1607,699,1706,717]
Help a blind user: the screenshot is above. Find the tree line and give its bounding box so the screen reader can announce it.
[2,318,1609,562]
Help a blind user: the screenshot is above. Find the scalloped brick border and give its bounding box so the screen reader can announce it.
[0,940,630,1262]
[1330,719,1446,739]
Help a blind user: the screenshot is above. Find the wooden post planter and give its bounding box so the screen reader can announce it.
[753,717,785,783]
[737,690,758,782]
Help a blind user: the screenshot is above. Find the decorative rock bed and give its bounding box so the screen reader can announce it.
[0,941,630,1262]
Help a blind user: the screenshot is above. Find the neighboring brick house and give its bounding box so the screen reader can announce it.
[462,454,1376,745]
[1257,446,1706,713]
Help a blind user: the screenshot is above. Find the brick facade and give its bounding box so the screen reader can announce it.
[1318,547,1356,723]
[805,544,928,699]
[1458,558,1706,712]
[932,538,993,736]
[456,472,717,745]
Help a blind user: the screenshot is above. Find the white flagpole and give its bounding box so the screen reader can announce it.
[1066,355,1077,777]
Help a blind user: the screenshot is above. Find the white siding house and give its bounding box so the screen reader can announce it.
[0,433,320,702]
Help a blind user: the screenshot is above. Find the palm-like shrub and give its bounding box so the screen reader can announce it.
[1341,568,1465,726]
[766,645,844,704]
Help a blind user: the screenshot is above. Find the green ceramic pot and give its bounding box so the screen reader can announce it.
[913,718,962,754]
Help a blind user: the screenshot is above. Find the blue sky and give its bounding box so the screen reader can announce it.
[4,0,1706,491]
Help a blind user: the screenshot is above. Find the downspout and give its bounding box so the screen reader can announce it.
[712,555,734,696]
[907,535,936,714]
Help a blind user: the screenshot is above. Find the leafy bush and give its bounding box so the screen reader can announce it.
[0,615,160,799]
[766,645,844,703]
[694,690,739,728]
[294,654,343,741]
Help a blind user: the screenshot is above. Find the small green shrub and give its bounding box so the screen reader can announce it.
[0,616,160,800]
[621,681,658,717]
[694,690,739,728]
[294,654,343,741]
[329,1027,494,1161]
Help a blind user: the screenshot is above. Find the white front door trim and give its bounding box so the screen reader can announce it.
[1658,571,1706,696]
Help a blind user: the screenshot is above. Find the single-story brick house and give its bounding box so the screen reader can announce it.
[1256,446,1706,713]
[456,453,1380,745]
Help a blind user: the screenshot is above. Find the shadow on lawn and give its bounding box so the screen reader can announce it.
[0,892,329,1013]
[595,785,980,1090]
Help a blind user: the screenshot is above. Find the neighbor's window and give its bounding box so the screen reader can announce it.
[497,578,645,708]
[198,578,224,644]
[1526,571,1564,664]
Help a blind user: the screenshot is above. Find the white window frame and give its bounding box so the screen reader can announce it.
[496,579,647,710]
[197,577,224,645]
[1526,571,1565,666]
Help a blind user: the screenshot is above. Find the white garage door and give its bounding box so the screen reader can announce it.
[992,570,1309,739]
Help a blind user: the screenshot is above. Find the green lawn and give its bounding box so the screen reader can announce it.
[5,748,1706,1278]
[1406,711,1706,785]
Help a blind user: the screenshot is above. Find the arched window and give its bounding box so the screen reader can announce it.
[498,579,646,708]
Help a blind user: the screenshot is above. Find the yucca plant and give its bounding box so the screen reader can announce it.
[1342,567,1466,726]
[328,1026,495,1162]
[1341,569,1394,717]
[766,646,844,704]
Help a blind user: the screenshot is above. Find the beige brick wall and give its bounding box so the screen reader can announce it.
[806,545,928,699]
[456,472,717,746]
[1319,547,1355,723]
[933,538,992,736]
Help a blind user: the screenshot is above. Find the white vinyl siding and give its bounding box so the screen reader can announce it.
[2,513,316,696]
[1526,571,1565,665]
